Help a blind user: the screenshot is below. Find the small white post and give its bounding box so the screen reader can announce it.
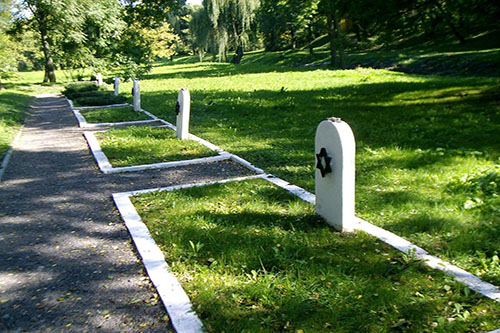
[176,88,190,140]
[96,73,103,86]
[314,117,356,232]
[133,79,140,111]
[114,76,119,96]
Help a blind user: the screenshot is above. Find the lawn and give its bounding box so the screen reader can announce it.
[79,106,151,123]
[95,126,218,167]
[0,73,63,158]
[132,178,500,331]
[113,55,500,286]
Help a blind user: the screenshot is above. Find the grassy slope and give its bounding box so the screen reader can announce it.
[120,46,500,285]
[236,30,500,77]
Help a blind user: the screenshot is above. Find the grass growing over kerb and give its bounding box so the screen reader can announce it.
[95,126,218,167]
[132,178,500,332]
[80,106,151,123]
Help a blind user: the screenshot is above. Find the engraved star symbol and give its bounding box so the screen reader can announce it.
[175,101,180,115]
[316,148,332,177]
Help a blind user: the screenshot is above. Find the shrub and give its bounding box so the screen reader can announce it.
[64,89,109,100]
[73,93,127,106]
[63,82,99,98]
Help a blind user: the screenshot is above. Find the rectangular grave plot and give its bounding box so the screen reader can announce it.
[131,178,500,332]
[94,126,219,168]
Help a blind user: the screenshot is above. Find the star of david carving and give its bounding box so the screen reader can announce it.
[175,101,180,115]
[316,148,332,177]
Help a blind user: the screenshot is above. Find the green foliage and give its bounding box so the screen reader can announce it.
[201,0,260,62]
[72,93,127,106]
[259,0,320,51]
[0,1,18,84]
[132,179,500,331]
[63,82,99,96]
[63,82,127,106]
[0,32,18,83]
[95,126,217,167]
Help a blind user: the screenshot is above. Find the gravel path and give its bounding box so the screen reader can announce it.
[0,94,252,332]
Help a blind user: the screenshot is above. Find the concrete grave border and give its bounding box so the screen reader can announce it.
[67,99,160,129]
[113,173,499,332]
[112,174,263,333]
[82,111,264,175]
[83,129,231,174]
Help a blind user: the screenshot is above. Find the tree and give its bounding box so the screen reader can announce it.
[258,0,319,52]
[0,0,18,88]
[189,5,213,61]
[202,0,260,63]
[12,0,135,83]
[320,0,346,69]
[14,0,81,82]
[122,0,184,27]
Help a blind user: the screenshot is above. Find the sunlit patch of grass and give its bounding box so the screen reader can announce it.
[132,179,500,332]
[95,126,218,167]
[0,90,31,157]
[80,106,151,123]
[0,72,64,158]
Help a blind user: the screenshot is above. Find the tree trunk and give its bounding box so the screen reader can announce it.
[333,10,345,69]
[308,24,314,54]
[39,24,56,83]
[230,44,244,64]
[434,0,466,44]
[326,2,337,67]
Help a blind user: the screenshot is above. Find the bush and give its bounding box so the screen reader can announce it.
[63,82,99,98]
[73,93,127,106]
[64,89,109,100]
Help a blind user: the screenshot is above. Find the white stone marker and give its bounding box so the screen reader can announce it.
[176,88,190,140]
[315,117,356,232]
[133,79,140,111]
[96,73,103,86]
[114,76,119,96]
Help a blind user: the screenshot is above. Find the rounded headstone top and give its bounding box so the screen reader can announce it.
[327,117,342,123]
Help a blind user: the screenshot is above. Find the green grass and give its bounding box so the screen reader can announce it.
[95,126,218,167]
[237,30,500,77]
[80,106,151,123]
[116,57,500,285]
[0,88,31,157]
[132,179,500,332]
[0,72,64,158]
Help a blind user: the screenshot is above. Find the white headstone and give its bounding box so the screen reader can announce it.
[96,73,103,86]
[176,88,190,140]
[315,117,356,232]
[133,79,140,111]
[114,76,119,96]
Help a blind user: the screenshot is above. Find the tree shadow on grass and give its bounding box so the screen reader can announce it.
[135,181,500,331]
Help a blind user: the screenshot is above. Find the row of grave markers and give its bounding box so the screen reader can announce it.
[109,75,356,232]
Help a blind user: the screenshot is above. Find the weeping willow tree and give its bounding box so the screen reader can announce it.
[189,5,213,62]
[202,0,259,64]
